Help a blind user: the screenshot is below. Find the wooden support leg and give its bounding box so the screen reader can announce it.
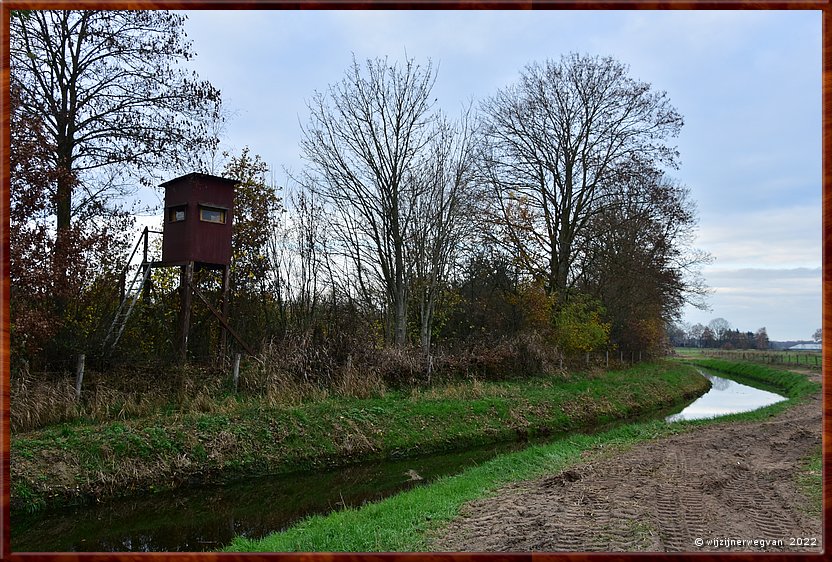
[178,261,194,363]
[220,265,230,362]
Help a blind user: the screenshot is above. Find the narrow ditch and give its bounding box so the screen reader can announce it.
[13,367,785,553]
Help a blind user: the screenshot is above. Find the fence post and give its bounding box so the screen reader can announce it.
[75,354,85,401]
[233,353,241,392]
[606,350,609,368]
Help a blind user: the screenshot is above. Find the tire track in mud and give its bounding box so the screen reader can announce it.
[433,393,822,553]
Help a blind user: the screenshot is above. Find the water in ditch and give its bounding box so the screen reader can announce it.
[665,369,787,422]
[11,439,532,552]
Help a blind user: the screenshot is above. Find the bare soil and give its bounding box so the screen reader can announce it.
[433,380,822,552]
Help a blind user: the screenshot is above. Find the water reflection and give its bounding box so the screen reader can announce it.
[11,440,526,552]
[666,370,786,423]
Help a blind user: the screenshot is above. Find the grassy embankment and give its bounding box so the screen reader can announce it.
[224,358,819,552]
[12,361,708,514]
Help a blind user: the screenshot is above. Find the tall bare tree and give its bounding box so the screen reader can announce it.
[409,109,478,352]
[10,10,222,252]
[300,56,437,347]
[478,53,683,300]
[756,327,770,350]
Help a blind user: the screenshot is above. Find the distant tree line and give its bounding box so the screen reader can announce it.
[10,11,711,386]
[668,318,770,350]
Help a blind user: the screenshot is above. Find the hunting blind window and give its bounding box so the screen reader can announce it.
[168,206,186,222]
[199,205,226,224]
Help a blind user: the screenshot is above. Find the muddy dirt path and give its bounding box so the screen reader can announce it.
[433,380,822,553]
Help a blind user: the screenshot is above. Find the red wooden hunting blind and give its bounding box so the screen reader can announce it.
[159,172,250,360]
[161,172,238,267]
[104,171,252,362]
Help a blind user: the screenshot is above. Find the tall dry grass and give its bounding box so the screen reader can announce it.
[242,336,388,404]
[11,330,568,433]
[10,362,233,433]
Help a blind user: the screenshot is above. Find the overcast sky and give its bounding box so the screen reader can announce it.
[145,9,821,341]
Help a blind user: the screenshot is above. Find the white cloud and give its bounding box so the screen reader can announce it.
[695,204,820,269]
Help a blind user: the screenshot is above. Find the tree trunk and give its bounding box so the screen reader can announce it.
[394,285,408,347]
[420,293,434,354]
[55,172,72,233]
[52,157,74,292]
[178,261,194,362]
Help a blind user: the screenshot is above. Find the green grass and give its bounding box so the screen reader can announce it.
[11,361,708,514]
[796,447,822,517]
[225,359,819,552]
[674,347,704,356]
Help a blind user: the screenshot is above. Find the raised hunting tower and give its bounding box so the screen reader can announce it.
[104,172,253,362]
[161,172,237,267]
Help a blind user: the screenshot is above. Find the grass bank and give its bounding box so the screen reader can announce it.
[225,360,819,552]
[12,361,707,514]
[683,357,818,400]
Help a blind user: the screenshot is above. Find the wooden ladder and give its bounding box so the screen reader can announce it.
[102,227,156,353]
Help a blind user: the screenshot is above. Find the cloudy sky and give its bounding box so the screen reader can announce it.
[148,9,821,341]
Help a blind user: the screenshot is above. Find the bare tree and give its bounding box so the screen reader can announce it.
[10,10,222,252]
[689,323,705,348]
[756,327,770,350]
[409,108,478,352]
[289,189,328,328]
[708,317,732,344]
[478,53,683,300]
[300,56,438,347]
[812,328,822,343]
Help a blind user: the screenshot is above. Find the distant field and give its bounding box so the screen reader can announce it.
[674,348,821,369]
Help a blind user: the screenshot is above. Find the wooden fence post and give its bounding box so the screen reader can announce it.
[605,350,609,368]
[75,354,85,401]
[233,353,241,392]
